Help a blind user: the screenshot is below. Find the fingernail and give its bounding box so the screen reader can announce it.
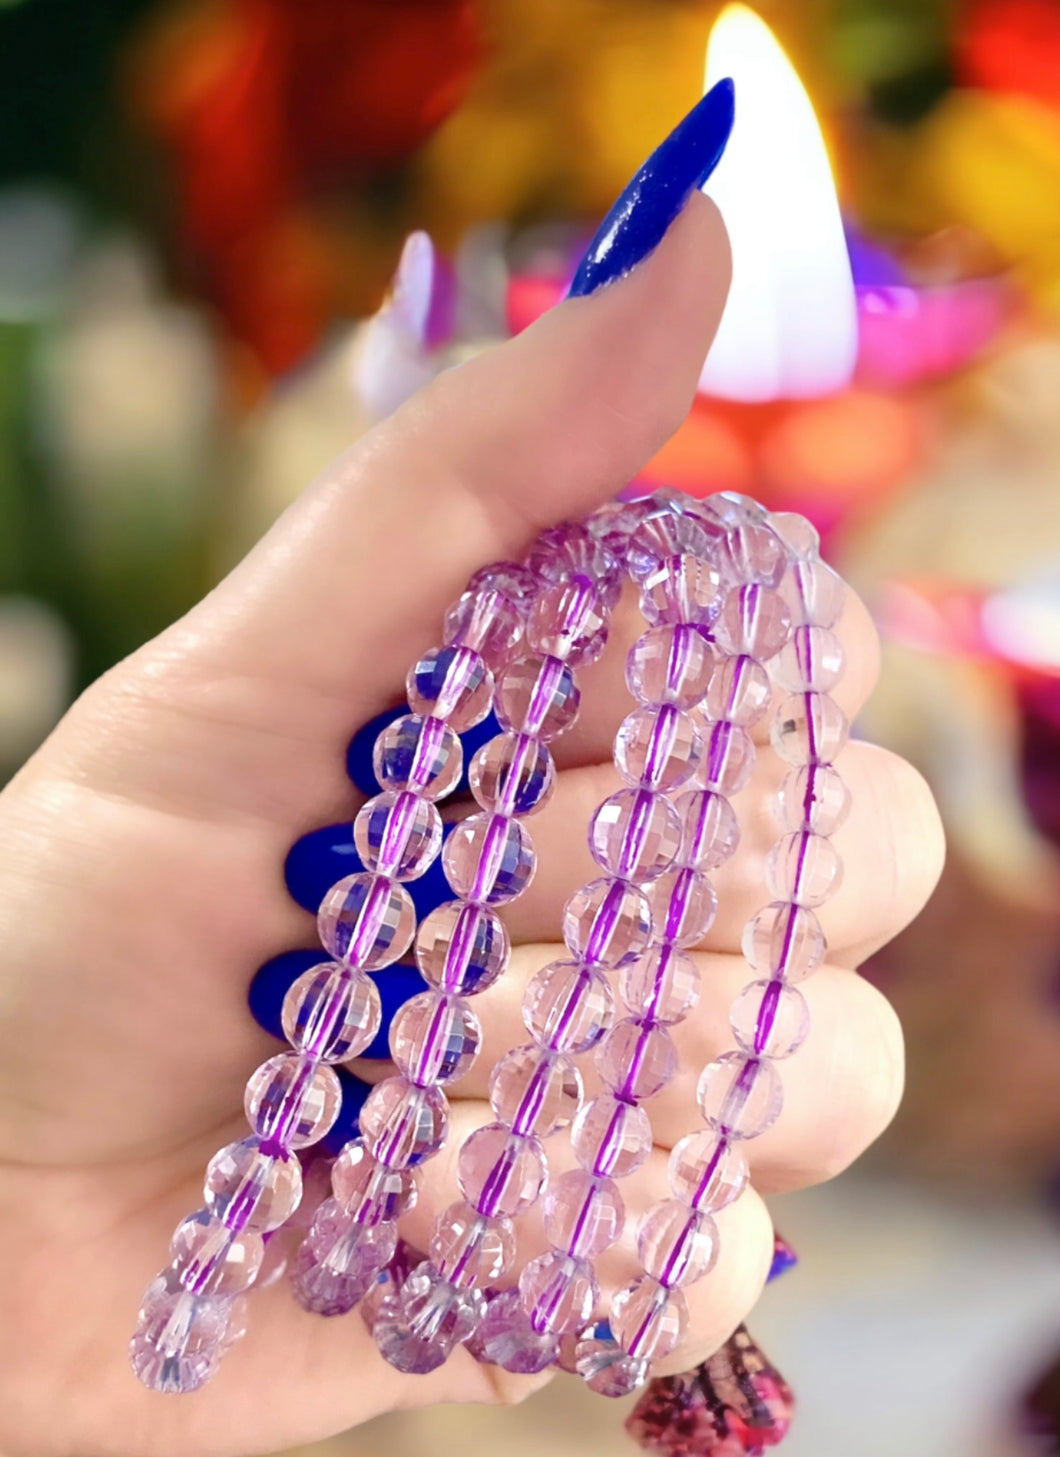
[285,820,456,920]
[566,77,735,299]
[346,706,502,796]
[767,1232,799,1282]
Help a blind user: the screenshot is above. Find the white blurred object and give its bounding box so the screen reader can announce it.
[0,598,74,767]
[353,231,452,420]
[0,186,80,323]
[983,572,1060,671]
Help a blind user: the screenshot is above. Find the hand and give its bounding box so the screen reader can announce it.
[0,194,943,1457]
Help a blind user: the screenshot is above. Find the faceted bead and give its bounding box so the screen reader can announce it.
[677,789,740,870]
[495,654,579,741]
[589,788,682,882]
[697,1052,784,1140]
[170,1211,264,1296]
[444,587,524,668]
[291,1199,396,1316]
[374,1260,486,1373]
[130,1285,234,1393]
[244,1054,342,1149]
[390,991,481,1086]
[595,1018,676,1101]
[520,1250,598,1335]
[526,524,623,608]
[637,1201,718,1288]
[650,867,718,948]
[203,1137,302,1234]
[771,692,849,767]
[317,872,416,971]
[705,654,771,726]
[332,1141,418,1225]
[586,496,654,556]
[640,554,722,628]
[406,645,493,731]
[743,900,826,983]
[784,558,846,627]
[575,1320,652,1397]
[772,624,845,693]
[442,812,535,905]
[766,831,844,908]
[415,900,510,995]
[544,1170,624,1258]
[468,731,554,816]
[770,511,820,561]
[718,522,787,588]
[715,585,791,660]
[626,625,714,710]
[458,1123,547,1218]
[467,560,538,613]
[523,961,614,1053]
[470,1287,559,1374]
[611,1277,687,1360]
[620,945,700,1025]
[563,878,653,968]
[730,979,810,1060]
[528,578,608,666]
[668,1130,749,1212]
[694,491,768,531]
[430,1201,515,1288]
[281,963,381,1063]
[489,1044,583,1138]
[360,1077,449,1168]
[699,720,756,796]
[571,1093,653,1178]
[373,713,462,801]
[615,704,702,792]
[777,763,851,835]
[353,792,442,881]
[627,511,715,581]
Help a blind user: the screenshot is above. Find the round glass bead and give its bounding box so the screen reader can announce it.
[571,1093,653,1178]
[637,1201,718,1288]
[444,587,524,667]
[730,979,810,1060]
[743,900,826,983]
[390,991,481,1086]
[715,585,791,660]
[442,812,536,905]
[770,511,820,561]
[718,521,787,588]
[458,1123,548,1218]
[360,1077,449,1168]
[677,789,740,870]
[467,560,537,612]
[332,1141,418,1225]
[611,1277,687,1360]
[694,491,768,530]
[784,558,846,627]
[406,645,493,731]
[527,523,623,608]
[244,1053,342,1149]
[627,511,715,580]
[488,1044,583,1138]
[668,1130,748,1212]
[528,578,608,666]
[772,624,845,693]
[615,704,702,792]
[575,1322,652,1397]
[171,1211,265,1296]
[520,1250,598,1335]
[766,831,844,908]
[523,961,614,1054]
[495,653,579,741]
[699,720,756,796]
[595,1018,676,1101]
[353,792,443,881]
[777,763,851,835]
[291,1199,396,1317]
[373,1260,485,1374]
[589,788,682,882]
[281,963,381,1063]
[640,554,722,628]
[650,867,718,948]
[415,900,510,995]
[620,945,700,1025]
[317,872,416,971]
[130,1285,234,1393]
[626,624,714,710]
[203,1137,302,1234]
[468,731,554,817]
[430,1201,515,1288]
[771,692,849,767]
[697,1052,784,1140]
[705,654,771,726]
[373,713,462,801]
[562,878,653,969]
[544,1170,625,1258]
[471,1287,559,1374]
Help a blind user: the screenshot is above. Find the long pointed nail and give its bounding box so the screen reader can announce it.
[567,78,735,299]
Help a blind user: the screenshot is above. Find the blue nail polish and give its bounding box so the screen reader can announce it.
[347,705,502,795]
[359,963,430,1059]
[320,1068,373,1155]
[767,1233,798,1283]
[284,820,456,919]
[248,948,323,1040]
[566,77,735,299]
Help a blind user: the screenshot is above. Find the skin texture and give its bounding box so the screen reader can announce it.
[0,194,943,1457]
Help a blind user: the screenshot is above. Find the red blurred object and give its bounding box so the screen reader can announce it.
[959,0,1060,111]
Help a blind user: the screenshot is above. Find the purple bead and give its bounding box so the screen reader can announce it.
[281,964,381,1063]
[374,1260,486,1373]
[406,645,493,731]
[668,1130,749,1212]
[697,1052,784,1140]
[677,789,740,870]
[571,1093,652,1179]
[495,653,580,741]
[317,872,416,971]
[467,560,538,612]
[170,1211,264,1297]
[526,523,623,607]
[415,900,510,995]
[332,1140,418,1226]
[488,1044,582,1138]
[353,791,443,881]
[360,1077,449,1168]
[783,558,846,627]
[611,1276,687,1360]
[637,1201,718,1288]
[290,1199,396,1316]
[468,731,554,816]
[595,1017,676,1101]
[626,624,715,709]
[698,720,755,796]
[528,578,609,666]
[469,1287,559,1374]
[715,585,791,659]
[442,812,536,904]
[705,654,771,726]
[777,763,851,835]
[730,979,809,1060]
[374,713,463,801]
[562,878,653,968]
[520,1250,598,1335]
[458,1123,547,1218]
[772,624,845,693]
[615,705,702,792]
[717,522,787,589]
[203,1137,302,1234]
[390,991,481,1086]
[770,509,820,560]
[444,587,524,669]
[743,900,826,983]
[639,554,722,628]
[244,1053,342,1149]
[766,831,844,908]
[544,1170,624,1258]
[649,867,718,948]
[575,1320,652,1397]
[130,1283,236,1393]
[523,961,614,1054]
[589,788,683,883]
[429,1200,515,1288]
[620,945,700,1025]
[771,692,849,767]
[627,510,716,581]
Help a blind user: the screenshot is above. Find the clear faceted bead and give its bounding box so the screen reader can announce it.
[415,900,510,995]
[637,1201,718,1288]
[430,1201,515,1288]
[520,1250,598,1335]
[544,1170,625,1258]
[469,731,554,816]
[640,554,722,628]
[489,1044,583,1137]
[699,719,756,795]
[575,1320,652,1397]
[406,645,493,731]
[718,522,787,588]
[697,1052,784,1140]
[743,900,827,983]
[766,831,844,908]
[677,789,740,870]
[695,491,768,531]
[730,979,810,1059]
[333,1141,418,1225]
[771,692,849,767]
[203,1137,302,1233]
[353,791,443,880]
[587,497,654,556]
[467,560,538,612]
[527,523,624,607]
[170,1211,264,1296]
[470,1287,559,1374]
[615,704,702,791]
[130,1285,234,1393]
[668,1130,748,1212]
[595,1018,676,1101]
[458,1123,548,1218]
[443,812,536,905]
[772,624,845,693]
[390,991,481,1086]
[611,1277,687,1360]
[650,867,718,948]
[444,587,524,668]
[374,1260,485,1373]
[523,961,614,1053]
[589,788,682,882]
[528,578,608,666]
[770,511,820,562]
[626,625,714,710]
[627,511,715,580]
[620,945,700,1024]
[373,713,462,801]
[777,763,851,835]
[705,654,771,726]
[715,585,791,659]
[360,1077,449,1168]
[563,878,653,968]
[244,1053,342,1149]
[571,1093,653,1178]
[784,558,846,627]
[291,1198,396,1316]
[495,653,579,741]
[317,872,416,971]
[281,963,381,1063]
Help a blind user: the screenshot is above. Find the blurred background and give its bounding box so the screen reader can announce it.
[4,0,1060,1452]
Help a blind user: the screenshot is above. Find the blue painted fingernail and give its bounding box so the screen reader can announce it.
[360,963,430,1059]
[567,77,735,299]
[284,820,456,919]
[320,1068,373,1155]
[249,949,427,1053]
[347,705,502,795]
[767,1232,799,1282]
